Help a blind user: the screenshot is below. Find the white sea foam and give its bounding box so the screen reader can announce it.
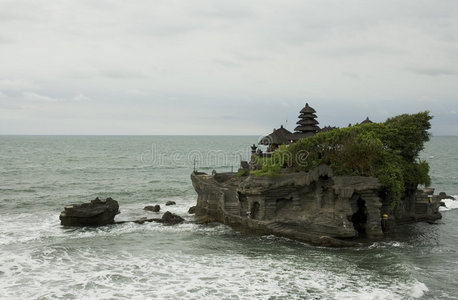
[0,210,205,248]
[0,207,432,299]
[410,281,429,298]
[0,244,429,300]
[0,221,428,300]
[368,241,410,249]
[439,197,458,211]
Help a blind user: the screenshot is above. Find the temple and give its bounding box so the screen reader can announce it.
[259,125,293,152]
[258,103,335,152]
[292,103,320,140]
[190,103,443,247]
[259,103,377,152]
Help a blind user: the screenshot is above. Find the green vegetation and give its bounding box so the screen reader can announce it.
[253,112,432,207]
[250,145,289,177]
[237,168,250,177]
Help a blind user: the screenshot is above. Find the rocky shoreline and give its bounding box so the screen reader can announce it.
[59,197,188,227]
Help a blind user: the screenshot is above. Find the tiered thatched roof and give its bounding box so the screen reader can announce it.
[292,103,320,140]
[259,125,293,146]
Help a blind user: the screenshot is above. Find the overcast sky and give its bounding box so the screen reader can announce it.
[0,0,457,136]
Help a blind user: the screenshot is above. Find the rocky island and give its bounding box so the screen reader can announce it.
[191,103,444,246]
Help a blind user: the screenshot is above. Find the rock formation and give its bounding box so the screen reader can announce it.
[438,192,456,200]
[144,205,161,212]
[159,211,184,225]
[59,197,120,226]
[191,165,442,247]
[60,198,186,227]
[188,206,196,214]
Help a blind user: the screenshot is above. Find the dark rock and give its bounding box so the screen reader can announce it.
[240,161,250,170]
[60,197,120,226]
[134,217,148,224]
[440,201,446,207]
[188,206,196,214]
[144,205,161,212]
[165,201,176,206]
[439,192,456,200]
[159,211,184,225]
[191,164,443,247]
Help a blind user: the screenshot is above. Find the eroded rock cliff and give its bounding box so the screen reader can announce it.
[191,165,442,247]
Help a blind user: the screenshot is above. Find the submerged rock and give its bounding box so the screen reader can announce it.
[120,212,184,226]
[144,205,161,212]
[60,197,120,226]
[165,201,176,206]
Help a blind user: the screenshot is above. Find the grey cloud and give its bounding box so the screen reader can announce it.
[0,92,22,110]
[99,69,148,79]
[316,45,405,57]
[0,35,14,44]
[64,66,148,80]
[342,72,360,79]
[134,24,200,38]
[408,67,457,76]
[0,79,39,91]
[0,8,39,23]
[22,92,60,103]
[213,58,241,68]
[191,1,253,20]
[1,0,458,135]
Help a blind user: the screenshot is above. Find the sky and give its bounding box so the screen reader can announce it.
[0,0,457,136]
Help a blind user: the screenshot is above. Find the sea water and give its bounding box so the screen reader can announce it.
[0,136,457,300]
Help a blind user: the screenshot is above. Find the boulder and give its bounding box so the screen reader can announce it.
[439,192,456,200]
[159,211,184,225]
[188,206,196,214]
[165,201,176,206]
[144,205,161,212]
[60,197,120,226]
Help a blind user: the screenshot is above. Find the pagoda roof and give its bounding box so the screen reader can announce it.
[300,103,316,114]
[296,118,319,126]
[298,113,317,119]
[259,125,293,145]
[294,125,320,133]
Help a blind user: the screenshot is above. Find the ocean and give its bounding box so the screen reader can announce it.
[0,136,457,300]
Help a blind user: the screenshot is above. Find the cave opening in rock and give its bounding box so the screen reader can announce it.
[237,192,248,215]
[351,197,368,235]
[250,202,260,219]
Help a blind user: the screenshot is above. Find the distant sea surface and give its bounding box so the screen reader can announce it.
[0,136,457,300]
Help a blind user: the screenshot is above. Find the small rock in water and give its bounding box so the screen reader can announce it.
[165,201,176,206]
[134,217,148,224]
[439,192,456,200]
[160,211,184,225]
[188,206,196,214]
[144,205,160,212]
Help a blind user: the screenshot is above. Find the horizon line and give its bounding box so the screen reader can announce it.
[1,134,457,137]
